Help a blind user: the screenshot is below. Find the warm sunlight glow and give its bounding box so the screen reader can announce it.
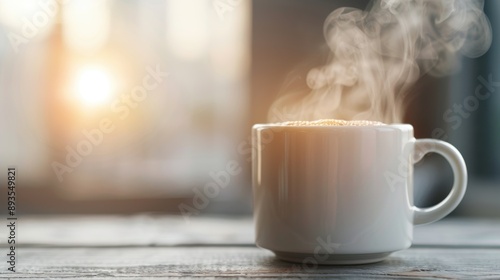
[75,67,114,107]
[62,0,110,53]
[166,0,209,60]
[0,0,56,37]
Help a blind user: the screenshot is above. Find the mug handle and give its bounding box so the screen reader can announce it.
[412,139,468,225]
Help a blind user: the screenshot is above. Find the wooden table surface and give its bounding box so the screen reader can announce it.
[1,216,499,279]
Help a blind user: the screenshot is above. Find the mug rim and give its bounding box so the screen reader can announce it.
[252,123,413,131]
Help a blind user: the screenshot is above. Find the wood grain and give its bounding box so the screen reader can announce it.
[1,247,499,279]
[1,216,499,278]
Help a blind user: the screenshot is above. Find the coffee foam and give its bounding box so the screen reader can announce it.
[276,119,386,126]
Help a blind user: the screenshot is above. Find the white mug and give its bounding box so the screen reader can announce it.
[252,123,467,264]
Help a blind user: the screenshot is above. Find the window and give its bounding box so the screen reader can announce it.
[0,0,251,212]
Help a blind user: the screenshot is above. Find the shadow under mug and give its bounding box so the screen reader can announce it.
[252,123,467,265]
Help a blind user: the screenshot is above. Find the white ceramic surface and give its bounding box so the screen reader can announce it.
[252,124,467,264]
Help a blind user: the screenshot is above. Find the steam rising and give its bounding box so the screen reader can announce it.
[268,0,492,123]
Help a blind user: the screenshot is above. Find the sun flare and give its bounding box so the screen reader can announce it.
[74,67,115,107]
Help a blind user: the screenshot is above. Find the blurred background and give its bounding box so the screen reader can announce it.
[0,0,498,216]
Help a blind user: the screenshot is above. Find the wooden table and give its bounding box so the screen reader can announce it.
[1,216,499,279]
